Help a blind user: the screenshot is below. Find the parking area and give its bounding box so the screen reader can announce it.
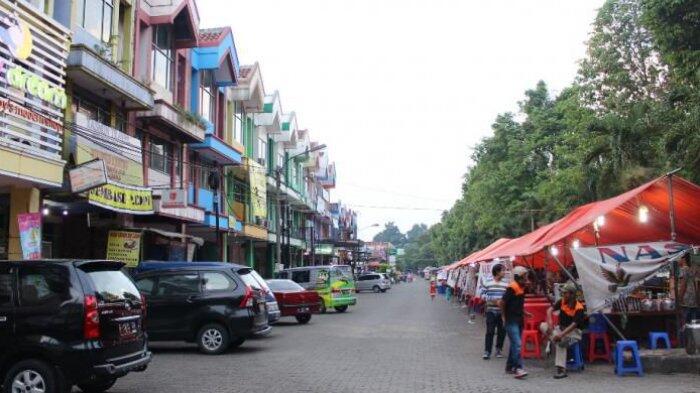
[109,281,699,393]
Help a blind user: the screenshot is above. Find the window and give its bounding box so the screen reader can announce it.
[18,266,72,307]
[232,102,244,144]
[152,25,173,91]
[0,271,12,307]
[81,0,113,43]
[135,277,156,295]
[155,274,200,296]
[200,71,215,122]
[291,270,310,284]
[257,138,267,164]
[278,153,285,169]
[202,272,236,292]
[149,137,172,174]
[86,270,141,303]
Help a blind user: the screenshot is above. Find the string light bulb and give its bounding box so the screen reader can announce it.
[594,215,605,231]
[62,209,68,216]
[638,205,649,223]
[42,207,49,216]
[572,239,581,249]
[509,256,516,262]
[550,246,559,256]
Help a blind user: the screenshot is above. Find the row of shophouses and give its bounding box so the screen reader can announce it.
[0,0,359,277]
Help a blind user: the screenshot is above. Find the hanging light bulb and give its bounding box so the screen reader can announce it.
[638,205,649,223]
[62,209,68,216]
[596,215,605,227]
[509,255,516,262]
[550,246,559,256]
[572,239,581,249]
[42,207,49,216]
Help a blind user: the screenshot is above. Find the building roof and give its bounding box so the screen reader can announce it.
[198,27,231,46]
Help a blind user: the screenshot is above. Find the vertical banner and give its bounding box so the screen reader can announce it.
[475,259,513,298]
[17,213,42,259]
[571,241,687,313]
[249,160,267,219]
[106,230,142,267]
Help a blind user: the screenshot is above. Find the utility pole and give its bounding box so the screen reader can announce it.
[275,168,282,270]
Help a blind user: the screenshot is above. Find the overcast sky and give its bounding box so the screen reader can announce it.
[198,0,606,241]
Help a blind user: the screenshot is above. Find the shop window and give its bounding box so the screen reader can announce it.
[152,25,173,91]
[199,71,215,122]
[80,0,113,43]
[232,102,244,144]
[149,137,172,175]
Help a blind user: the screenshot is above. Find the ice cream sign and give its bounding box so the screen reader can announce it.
[0,13,68,109]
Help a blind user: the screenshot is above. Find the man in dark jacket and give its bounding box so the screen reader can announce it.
[500,266,529,379]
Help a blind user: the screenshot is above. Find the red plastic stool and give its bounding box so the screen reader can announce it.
[521,330,542,359]
[588,332,611,362]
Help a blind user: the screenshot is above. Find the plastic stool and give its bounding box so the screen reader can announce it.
[521,330,541,359]
[567,341,585,371]
[648,332,671,350]
[615,341,644,377]
[588,332,611,362]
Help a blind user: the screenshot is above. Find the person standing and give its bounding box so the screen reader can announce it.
[481,263,508,359]
[500,266,529,379]
[429,279,437,301]
[680,255,699,324]
[539,282,586,379]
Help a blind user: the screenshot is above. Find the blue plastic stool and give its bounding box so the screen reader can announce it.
[615,341,644,377]
[566,341,585,371]
[648,332,671,349]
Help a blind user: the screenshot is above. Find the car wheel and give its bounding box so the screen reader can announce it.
[319,299,327,314]
[381,288,387,293]
[295,314,312,324]
[230,337,246,348]
[77,377,117,393]
[372,285,381,293]
[3,359,59,393]
[334,305,348,313]
[196,323,230,355]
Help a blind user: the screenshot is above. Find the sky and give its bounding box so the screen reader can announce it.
[198,0,606,241]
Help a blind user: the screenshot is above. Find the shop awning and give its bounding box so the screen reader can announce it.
[138,227,204,246]
[448,237,511,270]
[460,175,700,270]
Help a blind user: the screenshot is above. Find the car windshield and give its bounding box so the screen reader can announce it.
[86,270,141,303]
[267,280,304,292]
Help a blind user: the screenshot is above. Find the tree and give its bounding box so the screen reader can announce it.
[372,222,406,246]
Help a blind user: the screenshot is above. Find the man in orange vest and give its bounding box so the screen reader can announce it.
[539,281,586,379]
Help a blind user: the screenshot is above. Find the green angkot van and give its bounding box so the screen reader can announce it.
[277,265,357,313]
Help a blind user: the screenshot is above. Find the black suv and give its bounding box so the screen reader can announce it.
[132,262,271,354]
[0,260,151,393]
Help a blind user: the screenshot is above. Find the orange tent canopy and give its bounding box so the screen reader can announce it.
[448,237,511,271]
[462,175,700,270]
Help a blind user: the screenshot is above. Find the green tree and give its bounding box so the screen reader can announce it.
[372,222,406,246]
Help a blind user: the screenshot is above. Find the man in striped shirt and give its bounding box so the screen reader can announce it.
[481,263,508,359]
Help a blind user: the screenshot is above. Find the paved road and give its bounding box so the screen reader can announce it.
[110,281,698,393]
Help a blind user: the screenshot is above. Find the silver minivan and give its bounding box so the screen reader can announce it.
[355,273,391,293]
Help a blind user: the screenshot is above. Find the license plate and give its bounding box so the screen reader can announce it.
[118,321,137,337]
[298,307,309,313]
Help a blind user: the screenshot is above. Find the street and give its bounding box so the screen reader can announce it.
[110,281,698,393]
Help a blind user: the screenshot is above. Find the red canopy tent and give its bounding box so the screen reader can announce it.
[461,175,700,270]
[447,237,512,271]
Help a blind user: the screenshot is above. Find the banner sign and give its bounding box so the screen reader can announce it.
[17,212,41,259]
[315,244,334,255]
[160,188,187,208]
[572,241,688,313]
[88,182,153,214]
[249,160,267,218]
[475,259,513,298]
[106,230,141,267]
[69,159,108,193]
[0,98,63,132]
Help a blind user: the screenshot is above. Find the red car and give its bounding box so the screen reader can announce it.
[266,279,322,324]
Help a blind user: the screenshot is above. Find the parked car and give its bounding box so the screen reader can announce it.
[0,260,151,393]
[266,279,321,324]
[276,265,356,313]
[132,262,270,354]
[355,273,391,293]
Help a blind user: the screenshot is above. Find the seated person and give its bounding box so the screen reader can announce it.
[539,281,586,379]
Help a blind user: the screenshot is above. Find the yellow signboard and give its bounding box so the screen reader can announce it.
[88,183,153,214]
[106,230,141,267]
[249,160,267,218]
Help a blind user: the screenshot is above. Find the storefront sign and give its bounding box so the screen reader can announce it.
[74,112,143,186]
[249,160,267,218]
[88,182,154,214]
[106,230,142,267]
[17,212,41,260]
[572,241,688,313]
[69,159,108,193]
[6,65,67,108]
[160,188,187,208]
[315,244,334,255]
[154,199,205,223]
[0,98,63,132]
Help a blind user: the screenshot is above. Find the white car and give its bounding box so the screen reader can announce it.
[355,273,391,293]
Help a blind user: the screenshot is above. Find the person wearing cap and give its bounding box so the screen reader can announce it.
[539,281,586,379]
[499,265,530,379]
